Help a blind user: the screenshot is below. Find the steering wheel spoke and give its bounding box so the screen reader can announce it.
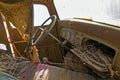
[39,27,44,31]
[31,15,57,45]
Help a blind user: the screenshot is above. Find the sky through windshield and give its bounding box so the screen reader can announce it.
[54,0,120,26]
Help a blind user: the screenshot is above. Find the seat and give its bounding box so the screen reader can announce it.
[18,63,95,80]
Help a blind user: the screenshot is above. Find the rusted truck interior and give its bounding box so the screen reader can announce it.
[0,0,120,80]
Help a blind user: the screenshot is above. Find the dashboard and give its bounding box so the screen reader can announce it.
[57,19,120,77]
[60,27,116,73]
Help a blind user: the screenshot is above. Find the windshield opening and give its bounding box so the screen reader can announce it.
[54,0,120,26]
[33,4,51,26]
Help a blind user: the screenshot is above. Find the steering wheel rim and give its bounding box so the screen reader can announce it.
[31,15,57,46]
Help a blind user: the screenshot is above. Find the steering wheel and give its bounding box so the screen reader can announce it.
[31,15,57,45]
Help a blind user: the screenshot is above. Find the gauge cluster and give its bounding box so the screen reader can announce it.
[60,28,83,48]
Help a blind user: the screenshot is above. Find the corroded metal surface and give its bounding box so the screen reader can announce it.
[0,0,32,37]
[0,0,120,80]
[58,19,120,79]
[58,19,120,48]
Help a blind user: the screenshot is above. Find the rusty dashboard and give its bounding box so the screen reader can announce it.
[57,19,120,75]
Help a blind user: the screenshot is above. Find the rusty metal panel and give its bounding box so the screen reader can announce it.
[58,20,120,48]
[0,0,33,37]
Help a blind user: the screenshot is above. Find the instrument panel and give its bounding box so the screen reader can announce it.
[60,28,116,74]
[60,28,83,48]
